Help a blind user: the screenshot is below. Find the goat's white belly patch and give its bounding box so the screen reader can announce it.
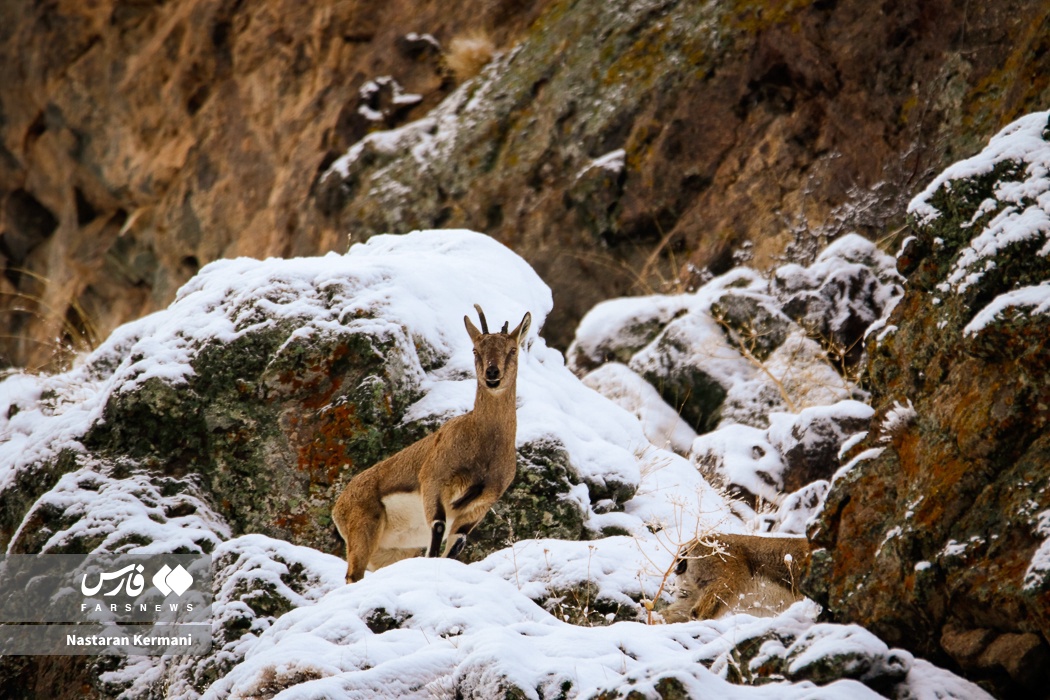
[380,491,430,548]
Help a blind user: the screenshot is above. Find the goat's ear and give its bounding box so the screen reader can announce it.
[464,315,482,342]
[511,312,532,347]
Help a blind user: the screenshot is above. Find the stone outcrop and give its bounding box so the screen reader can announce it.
[0,232,630,563]
[805,111,1050,698]
[0,231,651,698]
[2,0,1049,367]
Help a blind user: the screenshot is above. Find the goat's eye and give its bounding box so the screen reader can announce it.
[509,348,517,356]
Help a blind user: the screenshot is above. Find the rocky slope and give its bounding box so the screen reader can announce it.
[806,111,1050,698]
[0,228,992,699]
[2,0,1049,368]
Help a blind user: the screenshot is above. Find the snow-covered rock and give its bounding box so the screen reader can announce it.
[569,238,896,437]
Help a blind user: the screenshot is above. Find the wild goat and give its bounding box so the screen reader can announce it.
[332,305,531,583]
[664,533,809,621]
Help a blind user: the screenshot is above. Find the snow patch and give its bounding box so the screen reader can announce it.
[963,280,1050,334]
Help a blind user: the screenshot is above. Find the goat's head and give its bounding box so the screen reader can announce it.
[464,304,531,392]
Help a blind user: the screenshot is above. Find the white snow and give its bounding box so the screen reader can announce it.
[626,277,759,401]
[692,423,786,503]
[357,77,423,123]
[909,111,1050,224]
[768,401,874,462]
[0,367,106,493]
[9,464,228,556]
[963,280,1050,334]
[880,399,917,440]
[690,400,871,516]
[775,233,902,317]
[188,557,990,700]
[574,148,626,181]
[403,33,440,50]
[838,430,868,459]
[581,362,697,454]
[567,292,694,372]
[1023,509,1050,591]
[830,447,885,486]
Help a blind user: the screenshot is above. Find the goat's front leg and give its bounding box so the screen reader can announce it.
[424,489,446,557]
[443,516,484,560]
[443,482,492,559]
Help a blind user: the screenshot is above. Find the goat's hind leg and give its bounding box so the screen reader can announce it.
[337,499,384,583]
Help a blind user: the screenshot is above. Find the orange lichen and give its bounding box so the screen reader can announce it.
[297,401,363,482]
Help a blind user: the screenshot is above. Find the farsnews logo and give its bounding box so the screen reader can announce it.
[79,560,201,617]
[80,562,194,598]
[152,564,194,596]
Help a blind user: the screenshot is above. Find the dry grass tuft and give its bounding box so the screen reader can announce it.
[1,268,99,372]
[445,31,496,83]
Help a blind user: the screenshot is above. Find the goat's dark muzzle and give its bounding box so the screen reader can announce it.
[485,366,501,388]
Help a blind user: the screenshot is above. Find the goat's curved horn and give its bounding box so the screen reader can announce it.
[473,304,489,334]
[501,321,509,333]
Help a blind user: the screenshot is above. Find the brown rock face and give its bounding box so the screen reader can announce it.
[0,0,547,370]
[804,112,1050,698]
[2,0,1049,367]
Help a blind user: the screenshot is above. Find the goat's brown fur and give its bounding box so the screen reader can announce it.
[664,533,809,621]
[332,305,531,583]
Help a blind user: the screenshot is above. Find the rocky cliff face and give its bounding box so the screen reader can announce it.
[0,0,549,370]
[2,0,1049,368]
[316,0,1050,349]
[805,112,1050,698]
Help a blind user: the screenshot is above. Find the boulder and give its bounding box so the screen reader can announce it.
[690,400,872,510]
[767,400,874,495]
[772,234,903,370]
[805,111,1050,697]
[572,248,889,437]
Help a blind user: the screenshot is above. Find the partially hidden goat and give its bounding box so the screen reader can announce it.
[332,305,531,583]
[664,533,809,621]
